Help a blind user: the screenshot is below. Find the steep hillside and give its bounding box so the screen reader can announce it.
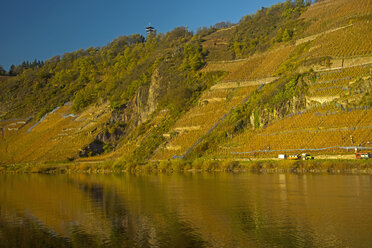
[0,103,110,163]
[155,0,372,160]
[0,0,371,165]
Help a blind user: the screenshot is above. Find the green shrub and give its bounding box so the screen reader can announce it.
[201,160,217,171]
[170,159,187,171]
[192,158,205,170]
[220,160,239,171]
[158,160,170,171]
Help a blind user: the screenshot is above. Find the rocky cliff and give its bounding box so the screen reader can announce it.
[81,68,166,156]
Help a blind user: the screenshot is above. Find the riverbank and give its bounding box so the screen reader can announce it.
[1,159,371,174]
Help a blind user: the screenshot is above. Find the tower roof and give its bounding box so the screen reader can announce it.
[146,26,155,35]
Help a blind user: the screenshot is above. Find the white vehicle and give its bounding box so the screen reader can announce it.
[278,154,286,159]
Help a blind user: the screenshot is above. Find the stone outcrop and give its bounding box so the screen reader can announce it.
[135,68,164,125]
[80,68,166,157]
[79,140,104,157]
[250,96,307,129]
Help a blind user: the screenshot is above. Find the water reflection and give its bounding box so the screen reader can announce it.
[0,173,372,247]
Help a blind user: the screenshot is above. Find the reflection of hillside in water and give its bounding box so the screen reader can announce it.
[0,174,114,246]
[1,174,372,247]
[69,174,372,247]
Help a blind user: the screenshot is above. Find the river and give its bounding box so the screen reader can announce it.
[0,173,371,247]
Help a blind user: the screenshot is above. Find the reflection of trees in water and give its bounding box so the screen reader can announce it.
[0,215,71,248]
[1,174,369,247]
[235,208,317,247]
[0,174,113,246]
[69,174,210,248]
[72,174,298,247]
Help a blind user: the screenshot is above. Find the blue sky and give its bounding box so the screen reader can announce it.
[0,0,281,70]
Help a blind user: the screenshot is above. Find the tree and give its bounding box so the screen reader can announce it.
[128,34,145,45]
[213,21,233,29]
[163,26,193,47]
[9,65,16,76]
[180,42,205,71]
[282,28,294,41]
[0,65,6,76]
[72,84,97,113]
[295,0,305,7]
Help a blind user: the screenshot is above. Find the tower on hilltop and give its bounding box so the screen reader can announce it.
[146,23,155,35]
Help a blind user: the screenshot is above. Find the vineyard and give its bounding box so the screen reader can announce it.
[306,20,372,59]
[221,54,267,81]
[215,108,372,158]
[202,45,295,82]
[152,85,258,160]
[249,46,295,79]
[201,59,247,73]
[308,64,372,98]
[0,103,110,163]
[300,0,372,36]
[197,58,372,159]
[152,1,372,161]
[227,46,297,81]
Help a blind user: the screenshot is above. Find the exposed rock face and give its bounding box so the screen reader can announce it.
[135,68,164,125]
[79,140,104,157]
[109,104,132,124]
[80,68,166,157]
[135,86,150,124]
[249,75,371,130]
[343,76,372,105]
[250,96,307,128]
[96,128,124,144]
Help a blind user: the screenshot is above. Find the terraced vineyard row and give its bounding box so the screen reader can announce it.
[221,54,267,81]
[221,45,294,81]
[249,46,295,79]
[301,0,372,35]
[308,64,371,97]
[152,85,258,160]
[0,104,110,163]
[216,109,372,158]
[201,60,247,73]
[316,64,371,81]
[307,21,372,58]
[265,109,371,131]
[309,86,349,97]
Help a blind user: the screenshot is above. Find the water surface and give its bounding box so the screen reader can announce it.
[0,173,371,247]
